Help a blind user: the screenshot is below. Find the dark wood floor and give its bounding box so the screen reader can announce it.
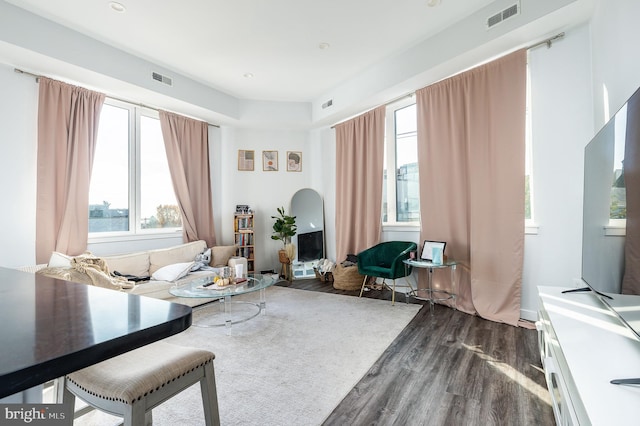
[276,278,555,426]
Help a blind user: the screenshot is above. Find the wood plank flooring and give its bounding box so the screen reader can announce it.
[276,278,555,426]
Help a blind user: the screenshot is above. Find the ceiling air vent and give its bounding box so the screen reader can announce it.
[152,71,173,87]
[487,2,519,29]
[322,99,333,109]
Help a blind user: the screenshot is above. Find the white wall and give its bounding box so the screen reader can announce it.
[218,126,314,272]
[521,0,640,310]
[0,63,37,267]
[521,24,594,319]
[590,0,640,127]
[309,127,337,262]
[507,0,640,319]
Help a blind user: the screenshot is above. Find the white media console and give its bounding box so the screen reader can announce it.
[537,286,640,425]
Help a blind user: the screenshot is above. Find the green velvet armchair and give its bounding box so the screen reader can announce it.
[357,241,417,304]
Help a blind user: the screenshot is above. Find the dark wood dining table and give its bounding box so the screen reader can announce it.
[0,267,192,399]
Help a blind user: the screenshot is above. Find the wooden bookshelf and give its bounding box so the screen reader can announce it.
[234,212,255,274]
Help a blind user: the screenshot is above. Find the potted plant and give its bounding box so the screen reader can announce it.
[272,207,297,280]
[271,207,297,245]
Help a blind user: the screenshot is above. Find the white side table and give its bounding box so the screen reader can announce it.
[404,259,457,314]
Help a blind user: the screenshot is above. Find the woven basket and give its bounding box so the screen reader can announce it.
[332,264,365,291]
[314,267,334,282]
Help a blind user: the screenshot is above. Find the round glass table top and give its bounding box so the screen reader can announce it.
[403,258,458,269]
[169,273,278,298]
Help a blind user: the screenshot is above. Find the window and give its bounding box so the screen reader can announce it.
[383,84,533,229]
[525,63,534,223]
[89,99,181,236]
[383,99,420,225]
[610,104,627,223]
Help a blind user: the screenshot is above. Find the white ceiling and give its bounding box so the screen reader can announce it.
[5,0,497,103]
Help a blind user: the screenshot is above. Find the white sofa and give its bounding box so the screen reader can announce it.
[35,240,246,307]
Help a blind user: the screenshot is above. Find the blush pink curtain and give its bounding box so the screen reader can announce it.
[159,111,216,247]
[36,78,105,264]
[335,106,386,262]
[416,49,527,326]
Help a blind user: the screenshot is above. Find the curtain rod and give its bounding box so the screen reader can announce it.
[330,93,414,129]
[14,68,220,128]
[528,32,565,50]
[527,33,564,50]
[330,32,565,129]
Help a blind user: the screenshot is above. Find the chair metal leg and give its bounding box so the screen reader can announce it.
[359,275,369,297]
[404,276,415,303]
[391,279,396,305]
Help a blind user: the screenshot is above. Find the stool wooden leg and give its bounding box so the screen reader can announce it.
[200,361,221,426]
[55,377,75,426]
[123,399,146,426]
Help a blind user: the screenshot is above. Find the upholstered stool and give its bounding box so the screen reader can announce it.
[56,341,220,426]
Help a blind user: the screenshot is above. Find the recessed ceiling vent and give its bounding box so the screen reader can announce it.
[487,2,519,29]
[152,71,173,86]
[322,99,333,109]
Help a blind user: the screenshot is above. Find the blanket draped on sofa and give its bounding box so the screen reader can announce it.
[37,253,134,291]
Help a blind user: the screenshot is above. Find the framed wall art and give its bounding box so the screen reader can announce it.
[287,151,302,172]
[262,150,278,171]
[238,150,255,171]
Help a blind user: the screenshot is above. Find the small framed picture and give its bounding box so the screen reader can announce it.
[420,240,446,261]
[238,150,255,171]
[263,150,278,171]
[287,151,302,172]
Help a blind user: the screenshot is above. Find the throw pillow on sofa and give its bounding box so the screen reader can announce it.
[48,252,72,268]
[149,241,207,275]
[211,245,237,267]
[151,262,195,282]
[102,251,150,277]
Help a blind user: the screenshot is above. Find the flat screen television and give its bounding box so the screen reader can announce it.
[297,230,324,262]
[576,85,640,384]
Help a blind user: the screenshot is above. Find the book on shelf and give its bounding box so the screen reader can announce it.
[235,234,254,246]
[234,215,254,230]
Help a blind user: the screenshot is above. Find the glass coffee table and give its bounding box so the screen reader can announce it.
[169,273,278,331]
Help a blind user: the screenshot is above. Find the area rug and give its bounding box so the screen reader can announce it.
[75,286,422,425]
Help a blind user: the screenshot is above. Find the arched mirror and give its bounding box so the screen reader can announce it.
[290,188,324,279]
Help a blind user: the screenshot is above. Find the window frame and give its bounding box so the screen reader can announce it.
[88,98,182,242]
[383,96,420,228]
[524,60,537,235]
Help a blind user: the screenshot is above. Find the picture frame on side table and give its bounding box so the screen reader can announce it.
[420,240,446,262]
[238,150,255,171]
[263,150,278,171]
[287,151,302,172]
